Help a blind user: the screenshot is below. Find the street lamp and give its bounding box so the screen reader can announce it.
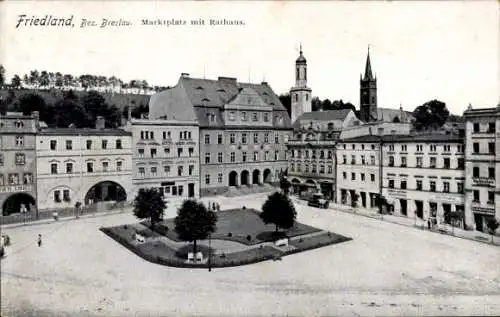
[208,232,212,272]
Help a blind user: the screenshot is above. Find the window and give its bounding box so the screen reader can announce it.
[102,140,108,149]
[443,181,450,193]
[361,173,365,181]
[297,163,302,172]
[218,173,223,183]
[179,131,183,140]
[401,156,407,167]
[416,144,423,152]
[204,134,210,144]
[50,140,57,150]
[352,144,356,150]
[242,133,247,144]
[54,190,61,203]
[388,145,394,151]
[139,167,145,177]
[473,123,480,133]
[320,151,324,159]
[66,162,73,173]
[416,180,422,190]
[328,165,333,174]
[177,148,183,157]
[228,112,236,121]
[15,120,24,128]
[150,132,154,139]
[473,166,480,177]
[63,190,71,202]
[290,163,295,172]
[15,153,25,165]
[16,136,24,146]
[401,145,407,152]
[457,158,465,169]
[371,144,376,150]
[489,167,495,179]
[102,161,109,172]
[457,145,464,153]
[116,161,122,171]
[370,174,375,182]
[116,139,122,149]
[172,186,177,196]
[473,143,479,153]
[488,122,495,133]
[177,166,183,176]
[217,152,223,163]
[328,151,333,159]
[264,133,269,143]
[430,145,437,152]
[141,131,145,139]
[488,191,494,204]
[312,150,317,159]
[66,140,72,150]
[343,172,347,179]
[138,148,145,157]
[205,174,210,185]
[217,134,223,144]
[188,148,194,157]
[473,190,479,202]
[430,157,436,168]
[416,157,423,168]
[305,164,309,173]
[0,154,3,166]
[242,152,247,162]
[164,148,170,155]
[205,153,210,164]
[274,151,279,161]
[388,179,394,188]
[264,151,269,161]
[264,113,269,122]
[312,164,317,173]
[252,112,258,121]
[361,144,365,150]
[488,143,495,154]
[230,133,235,144]
[443,158,450,169]
[87,162,94,173]
[23,173,32,184]
[320,165,325,174]
[253,133,258,143]
[86,140,92,149]
[400,180,407,189]
[230,152,235,162]
[253,152,258,161]
[51,163,58,174]
[8,174,19,185]
[457,182,463,193]
[343,155,347,164]
[388,156,394,166]
[275,134,279,144]
[370,155,375,165]
[163,131,167,139]
[241,111,247,121]
[351,172,356,180]
[0,174,5,186]
[443,145,450,152]
[430,181,436,192]
[151,148,157,158]
[189,165,194,176]
[351,155,356,165]
[164,165,170,174]
[361,155,365,164]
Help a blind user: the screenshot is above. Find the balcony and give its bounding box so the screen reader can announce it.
[472,177,495,186]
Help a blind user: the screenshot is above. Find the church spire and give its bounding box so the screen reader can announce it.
[364,46,374,80]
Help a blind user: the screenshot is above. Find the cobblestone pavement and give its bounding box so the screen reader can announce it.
[1,192,499,317]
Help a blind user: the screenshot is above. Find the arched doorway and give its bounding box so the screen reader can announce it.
[252,169,261,184]
[263,168,271,183]
[240,170,249,186]
[2,193,36,216]
[228,171,238,187]
[84,181,126,205]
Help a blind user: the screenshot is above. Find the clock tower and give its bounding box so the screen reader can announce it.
[290,45,312,124]
[360,47,377,122]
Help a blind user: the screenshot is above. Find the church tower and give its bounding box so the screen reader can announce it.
[360,47,377,122]
[290,45,312,124]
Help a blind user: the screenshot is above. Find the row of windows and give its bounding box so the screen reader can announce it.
[50,161,123,174]
[290,163,333,174]
[204,151,282,164]
[227,111,272,123]
[53,189,71,203]
[472,142,496,155]
[49,139,123,151]
[157,185,186,197]
[343,155,377,165]
[0,153,26,166]
[341,143,464,153]
[205,173,224,185]
[472,190,495,204]
[472,166,495,179]
[387,156,464,169]
[291,149,334,159]
[140,130,192,140]
[387,179,463,193]
[137,147,195,158]
[204,132,280,145]
[0,173,33,186]
[342,172,376,182]
[138,165,195,177]
[473,122,496,133]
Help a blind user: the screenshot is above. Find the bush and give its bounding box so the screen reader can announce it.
[175,244,215,259]
[227,232,232,237]
[123,225,128,229]
[246,235,252,241]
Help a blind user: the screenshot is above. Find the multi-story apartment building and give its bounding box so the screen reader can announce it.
[0,112,39,217]
[464,105,500,232]
[337,133,466,227]
[288,109,360,199]
[126,118,200,201]
[149,74,292,196]
[36,117,133,211]
[336,136,382,208]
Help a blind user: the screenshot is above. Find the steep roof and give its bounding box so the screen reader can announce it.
[376,108,414,123]
[363,49,374,81]
[294,109,352,122]
[39,128,131,136]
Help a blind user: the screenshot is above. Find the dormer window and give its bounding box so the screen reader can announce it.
[327,123,334,130]
[15,121,24,128]
[228,112,236,121]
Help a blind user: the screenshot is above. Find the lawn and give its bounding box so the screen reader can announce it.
[144,208,322,245]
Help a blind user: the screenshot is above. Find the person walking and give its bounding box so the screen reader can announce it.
[37,234,42,247]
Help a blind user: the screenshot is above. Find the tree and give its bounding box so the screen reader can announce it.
[311,96,321,111]
[29,70,40,87]
[133,188,166,229]
[11,75,22,89]
[0,64,5,88]
[39,70,50,88]
[17,93,47,115]
[174,199,217,256]
[413,99,450,131]
[278,93,291,116]
[260,192,297,234]
[279,175,291,196]
[486,218,499,244]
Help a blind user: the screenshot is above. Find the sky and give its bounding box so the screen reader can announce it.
[0,1,498,115]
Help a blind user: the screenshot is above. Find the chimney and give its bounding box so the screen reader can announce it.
[181,73,190,78]
[95,116,105,129]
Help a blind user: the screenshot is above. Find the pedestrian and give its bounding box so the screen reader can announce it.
[427,219,431,230]
[37,234,42,247]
